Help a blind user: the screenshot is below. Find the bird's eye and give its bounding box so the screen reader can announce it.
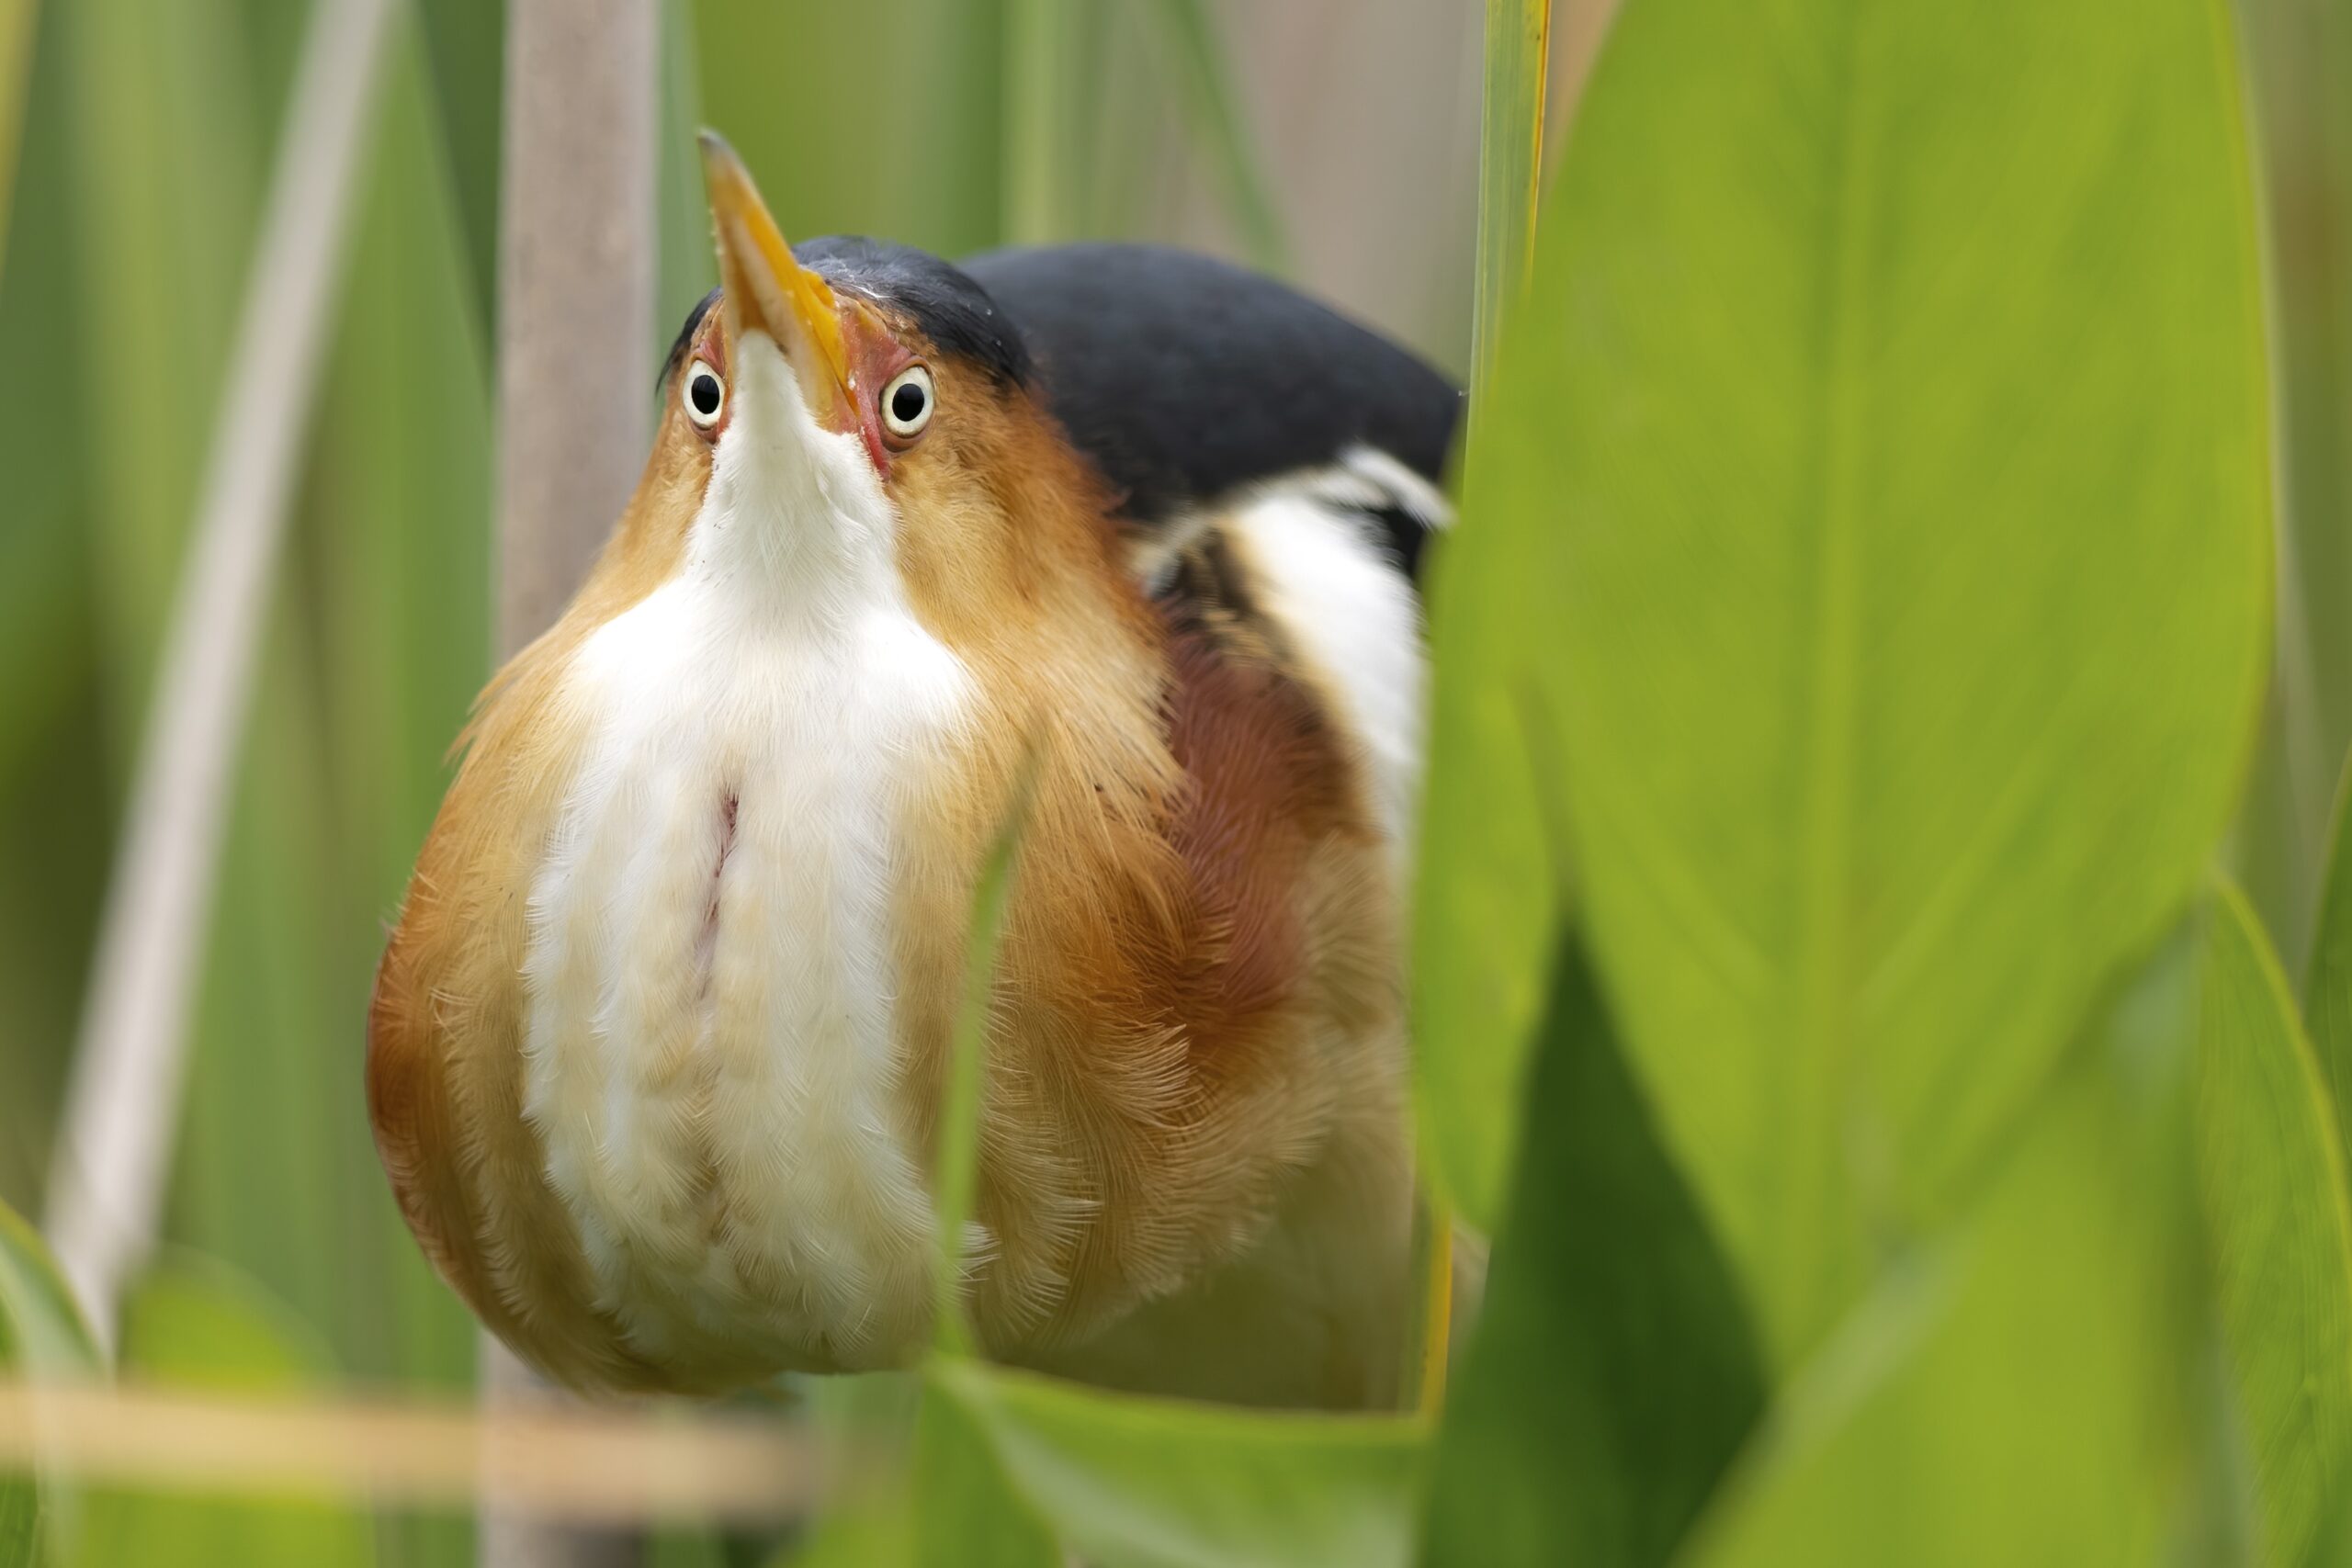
[880,366,934,441]
[684,359,725,429]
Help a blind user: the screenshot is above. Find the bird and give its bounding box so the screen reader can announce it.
[366,132,1463,1412]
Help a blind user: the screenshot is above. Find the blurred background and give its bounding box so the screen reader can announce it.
[0,0,2343,1560]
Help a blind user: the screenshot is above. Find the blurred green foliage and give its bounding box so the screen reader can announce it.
[2196,885,2352,1566]
[3,0,2352,1563]
[0,1193,98,1565]
[73,1258,375,1568]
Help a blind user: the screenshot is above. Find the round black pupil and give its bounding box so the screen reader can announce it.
[891,381,927,424]
[690,373,721,416]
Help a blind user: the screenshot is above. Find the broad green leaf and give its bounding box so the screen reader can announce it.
[70,1258,371,1568]
[2199,883,2352,1565]
[0,1199,99,1568]
[1687,939,2222,1565]
[765,1376,928,1567]
[928,1359,1423,1568]
[1452,0,2271,1360]
[1421,934,1764,1568]
[1411,627,1556,1232]
[910,1385,1057,1568]
[2309,1488,2352,1568]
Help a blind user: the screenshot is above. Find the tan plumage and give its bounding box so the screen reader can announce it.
[368,137,1424,1409]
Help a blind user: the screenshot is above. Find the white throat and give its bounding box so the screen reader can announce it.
[688,333,897,612]
[520,335,973,1371]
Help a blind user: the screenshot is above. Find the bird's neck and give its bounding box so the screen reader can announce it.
[684,344,903,630]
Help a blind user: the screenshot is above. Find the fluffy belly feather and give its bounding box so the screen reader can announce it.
[520,572,972,1371]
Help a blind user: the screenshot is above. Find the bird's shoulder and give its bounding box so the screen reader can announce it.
[958,243,1462,581]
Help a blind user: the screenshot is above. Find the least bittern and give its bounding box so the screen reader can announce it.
[368,134,1461,1410]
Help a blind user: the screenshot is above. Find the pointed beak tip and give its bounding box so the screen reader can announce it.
[696,129,741,186]
[694,134,856,434]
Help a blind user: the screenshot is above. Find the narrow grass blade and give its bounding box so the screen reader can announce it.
[2195,884,2352,1566]
[0,0,39,281]
[656,0,716,326]
[2233,0,2352,965]
[411,0,503,341]
[2309,754,2352,1165]
[1001,0,1075,245]
[1470,0,1550,412]
[0,1202,99,1380]
[1401,1196,1454,1416]
[1144,0,1290,276]
[0,1196,99,1567]
[1410,0,1556,1234]
[933,773,1032,1358]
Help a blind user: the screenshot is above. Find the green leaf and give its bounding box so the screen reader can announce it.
[0,1201,98,1379]
[694,0,1006,260]
[2307,757,2352,1171]
[57,0,266,728]
[1001,0,1078,247]
[910,1384,1057,1568]
[2198,884,2352,1566]
[2231,0,2352,968]
[656,0,716,334]
[411,0,503,340]
[779,1508,914,1568]
[0,0,40,282]
[932,791,1025,1357]
[1139,0,1290,276]
[0,1199,99,1568]
[1450,0,2271,1360]
[1411,0,1562,1237]
[927,1359,1423,1568]
[1421,933,1764,1568]
[1687,938,2222,1564]
[1469,0,1548,413]
[70,1258,372,1568]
